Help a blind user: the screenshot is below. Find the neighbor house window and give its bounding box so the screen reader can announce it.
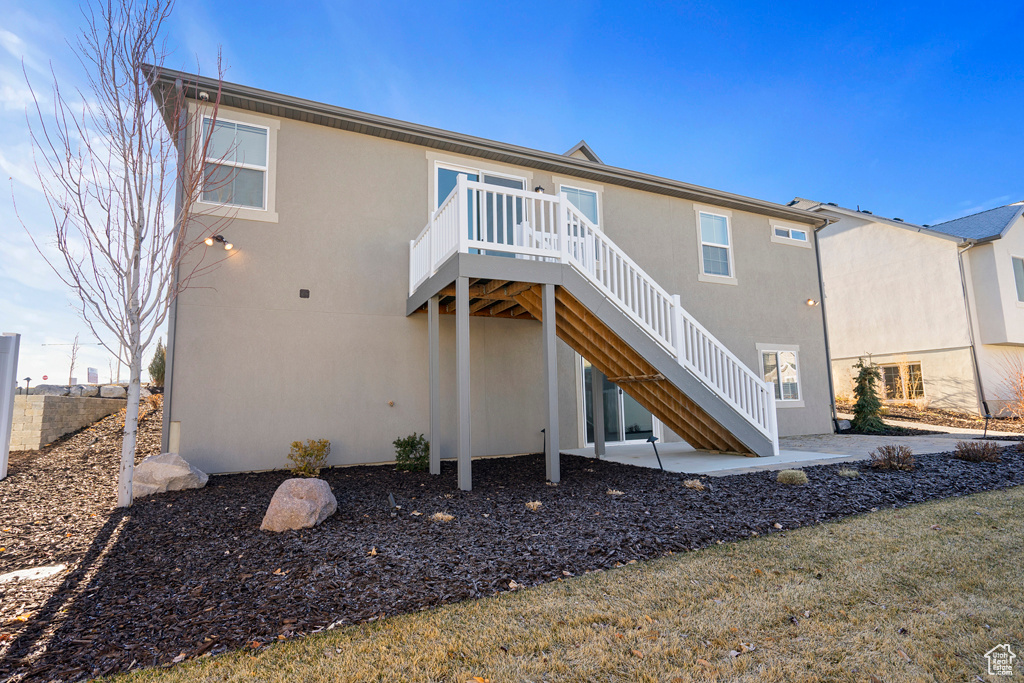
[560,185,600,226]
[1013,257,1024,302]
[880,363,924,400]
[761,349,800,401]
[201,117,269,209]
[699,211,732,277]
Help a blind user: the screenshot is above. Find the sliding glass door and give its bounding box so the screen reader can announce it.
[436,165,526,255]
[582,359,656,444]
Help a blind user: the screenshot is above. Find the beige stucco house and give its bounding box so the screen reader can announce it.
[801,198,1024,416]
[149,67,834,488]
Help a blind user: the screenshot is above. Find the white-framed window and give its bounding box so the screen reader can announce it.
[771,223,811,248]
[1012,256,1024,303]
[697,209,734,281]
[201,117,270,210]
[559,185,600,226]
[757,343,802,406]
[880,362,925,401]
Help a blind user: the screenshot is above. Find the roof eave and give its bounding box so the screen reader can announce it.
[806,203,967,244]
[146,65,825,227]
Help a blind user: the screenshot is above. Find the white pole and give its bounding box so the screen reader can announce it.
[0,333,22,480]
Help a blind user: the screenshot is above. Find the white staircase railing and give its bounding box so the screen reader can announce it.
[409,175,779,453]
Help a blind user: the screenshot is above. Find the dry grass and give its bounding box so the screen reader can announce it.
[429,512,454,523]
[525,501,542,511]
[683,479,705,491]
[837,468,860,479]
[776,469,808,485]
[606,488,624,496]
[111,488,1024,683]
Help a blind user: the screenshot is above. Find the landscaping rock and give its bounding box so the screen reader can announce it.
[31,384,69,396]
[100,385,127,399]
[69,385,100,398]
[261,478,338,532]
[837,419,851,431]
[132,452,209,498]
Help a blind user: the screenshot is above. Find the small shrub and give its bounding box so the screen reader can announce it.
[837,467,860,479]
[776,469,808,485]
[525,501,542,511]
[868,444,915,471]
[430,512,454,523]
[851,358,886,433]
[393,433,429,472]
[148,338,165,386]
[683,479,706,491]
[288,439,330,477]
[952,440,1002,463]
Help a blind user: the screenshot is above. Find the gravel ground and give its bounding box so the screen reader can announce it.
[1,409,1022,681]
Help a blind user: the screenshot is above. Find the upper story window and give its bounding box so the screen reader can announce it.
[770,222,812,248]
[1013,257,1024,302]
[560,185,600,226]
[761,348,800,402]
[698,211,733,278]
[202,117,270,210]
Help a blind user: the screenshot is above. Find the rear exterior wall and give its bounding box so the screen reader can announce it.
[169,104,832,474]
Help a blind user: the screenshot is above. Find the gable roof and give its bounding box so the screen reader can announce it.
[926,203,1024,242]
[563,140,603,164]
[145,65,823,227]
[792,197,960,241]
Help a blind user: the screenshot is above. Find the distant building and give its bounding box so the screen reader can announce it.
[799,198,1024,416]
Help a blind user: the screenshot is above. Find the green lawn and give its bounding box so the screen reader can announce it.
[114,487,1024,682]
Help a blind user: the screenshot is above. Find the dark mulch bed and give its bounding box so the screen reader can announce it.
[837,401,1024,434]
[2,413,1024,681]
[838,425,942,436]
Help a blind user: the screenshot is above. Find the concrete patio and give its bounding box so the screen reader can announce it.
[564,419,1020,476]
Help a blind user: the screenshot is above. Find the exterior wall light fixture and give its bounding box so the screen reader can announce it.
[806,299,819,307]
[204,234,233,250]
[534,186,545,193]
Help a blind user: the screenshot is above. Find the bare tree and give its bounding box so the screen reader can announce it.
[18,0,232,506]
[67,334,80,386]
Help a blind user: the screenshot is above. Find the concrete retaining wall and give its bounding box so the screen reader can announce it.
[10,396,125,451]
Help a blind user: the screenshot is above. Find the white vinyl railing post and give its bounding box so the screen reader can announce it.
[670,295,683,361]
[457,174,469,255]
[428,210,437,275]
[558,192,571,263]
[408,239,416,296]
[767,386,780,455]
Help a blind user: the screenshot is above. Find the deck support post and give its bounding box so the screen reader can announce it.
[591,366,606,458]
[456,277,472,491]
[428,296,441,475]
[542,283,560,483]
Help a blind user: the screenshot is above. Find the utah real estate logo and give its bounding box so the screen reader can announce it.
[985,644,1017,677]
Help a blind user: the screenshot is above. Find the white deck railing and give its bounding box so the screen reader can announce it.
[409,175,779,452]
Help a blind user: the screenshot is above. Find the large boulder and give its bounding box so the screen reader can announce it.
[100,385,127,398]
[261,478,337,532]
[32,384,69,396]
[133,453,209,498]
[69,385,100,398]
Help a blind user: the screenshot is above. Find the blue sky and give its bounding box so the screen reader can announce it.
[2,0,1023,381]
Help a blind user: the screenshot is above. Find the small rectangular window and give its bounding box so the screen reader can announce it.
[699,212,732,277]
[1013,257,1024,302]
[761,349,800,401]
[772,225,808,243]
[879,362,924,400]
[202,118,269,210]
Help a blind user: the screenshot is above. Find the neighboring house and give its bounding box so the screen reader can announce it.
[148,67,833,488]
[799,198,1024,416]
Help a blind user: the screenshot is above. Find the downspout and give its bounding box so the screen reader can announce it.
[957,242,991,417]
[161,78,188,453]
[812,223,839,432]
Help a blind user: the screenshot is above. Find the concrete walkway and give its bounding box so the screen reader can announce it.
[564,421,1020,477]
